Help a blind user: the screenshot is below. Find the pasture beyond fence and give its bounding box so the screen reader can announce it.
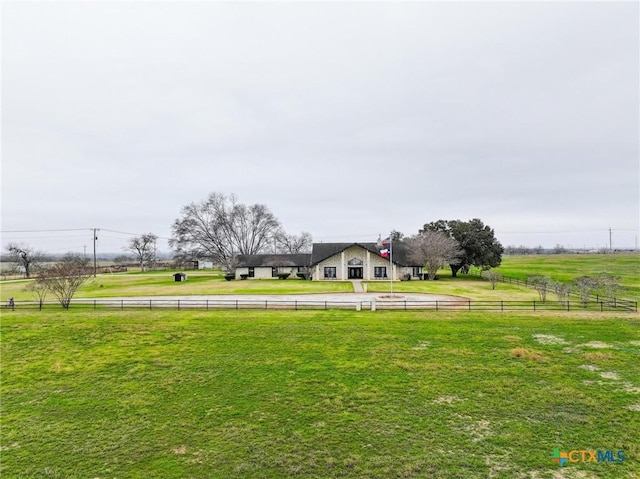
[472,270,636,306]
[6,297,637,312]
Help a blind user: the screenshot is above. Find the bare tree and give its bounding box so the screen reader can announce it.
[528,275,551,302]
[597,274,623,304]
[574,276,599,307]
[37,254,91,309]
[406,232,462,280]
[551,280,571,305]
[126,233,158,271]
[113,255,133,267]
[170,193,282,272]
[275,231,312,254]
[481,269,503,290]
[25,281,48,309]
[1,264,19,281]
[6,243,43,278]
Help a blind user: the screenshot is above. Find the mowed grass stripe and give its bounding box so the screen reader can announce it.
[2,310,639,478]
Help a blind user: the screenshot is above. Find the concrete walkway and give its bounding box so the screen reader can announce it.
[351,280,364,293]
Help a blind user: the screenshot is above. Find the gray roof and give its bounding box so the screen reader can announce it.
[310,242,416,267]
[235,254,311,268]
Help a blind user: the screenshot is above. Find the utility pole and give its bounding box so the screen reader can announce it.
[609,228,612,252]
[93,228,98,277]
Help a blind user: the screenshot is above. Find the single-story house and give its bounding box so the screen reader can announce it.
[235,242,423,281]
[234,254,312,279]
[309,242,422,281]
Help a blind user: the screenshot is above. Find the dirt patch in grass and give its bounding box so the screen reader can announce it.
[532,334,569,345]
[579,364,600,372]
[172,445,188,455]
[433,395,463,404]
[511,347,545,361]
[583,351,612,361]
[461,419,493,443]
[620,382,640,394]
[626,404,640,411]
[411,341,431,350]
[599,371,620,380]
[581,341,614,349]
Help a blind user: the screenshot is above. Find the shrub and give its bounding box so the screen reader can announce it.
[224,273,235,281]
[277,273,291,280]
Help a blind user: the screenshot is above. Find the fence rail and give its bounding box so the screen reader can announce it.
[5,298,637,312]
[472,271,637,306]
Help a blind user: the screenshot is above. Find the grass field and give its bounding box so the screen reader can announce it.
[0,272,354,302]
[2,309,639,478]
[496,254,640,299]
[364,274,538,301]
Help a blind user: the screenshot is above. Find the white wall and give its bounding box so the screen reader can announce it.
[312,245,400,281]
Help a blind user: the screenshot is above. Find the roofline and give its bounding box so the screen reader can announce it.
[310,242,405,266]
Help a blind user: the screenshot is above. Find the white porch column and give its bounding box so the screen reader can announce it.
[341,251,345,280]
[366,250,371,280]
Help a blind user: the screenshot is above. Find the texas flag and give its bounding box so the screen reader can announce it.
[380,249,390,258]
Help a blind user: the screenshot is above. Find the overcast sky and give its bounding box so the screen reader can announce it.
[2,1,639,254]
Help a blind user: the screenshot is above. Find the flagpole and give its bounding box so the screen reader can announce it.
[390,234,393,296]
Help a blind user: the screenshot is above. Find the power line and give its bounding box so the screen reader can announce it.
[0,228,90,233]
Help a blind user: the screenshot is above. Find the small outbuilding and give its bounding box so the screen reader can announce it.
[173,272,187,282]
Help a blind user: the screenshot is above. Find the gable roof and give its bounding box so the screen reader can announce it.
[310,242,416,267]
[235,253,311,268]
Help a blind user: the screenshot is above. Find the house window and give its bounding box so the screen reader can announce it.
[248,267,255,278]
[272,267,278,277]
[374,266,387,278]
[324,267,336,279]
[412,267,422,277]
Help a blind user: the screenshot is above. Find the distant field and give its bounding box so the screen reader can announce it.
[2,309,638,478]
[496,254,640,299]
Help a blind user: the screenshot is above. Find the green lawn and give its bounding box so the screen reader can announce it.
[365,274,538,301]
[0,272,354,301]
[2,309,639,478]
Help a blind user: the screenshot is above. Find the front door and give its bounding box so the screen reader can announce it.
[348,267,363,279]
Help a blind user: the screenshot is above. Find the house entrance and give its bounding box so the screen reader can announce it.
[348,267,363,279]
